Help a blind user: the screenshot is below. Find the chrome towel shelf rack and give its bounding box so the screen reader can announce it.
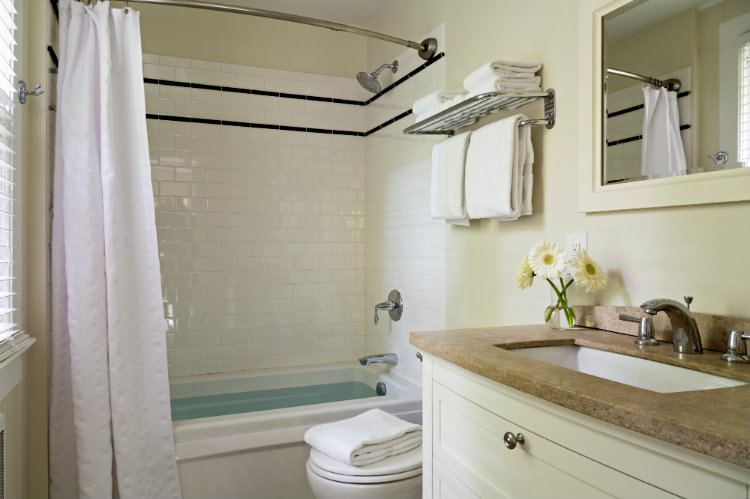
[403,89,556,135]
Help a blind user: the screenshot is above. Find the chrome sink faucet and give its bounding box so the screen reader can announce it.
[359,353,398,366]
[640,297,702,354]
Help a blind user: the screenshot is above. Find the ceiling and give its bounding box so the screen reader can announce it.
[224,0,390,26]
[606,0,715,41]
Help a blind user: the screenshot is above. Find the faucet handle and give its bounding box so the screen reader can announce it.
[721,330,749,363]
[683,296,693,310]
[619,313,658,346]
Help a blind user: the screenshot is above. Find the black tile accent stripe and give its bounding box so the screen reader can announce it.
[143,52,445,107]
[364,52,445,105]
[47,43,444,109]
[607,91,690,119]
[47,45,59,68]
[145,107,414,137]
[606,124,691,147]
[46,32,438,136]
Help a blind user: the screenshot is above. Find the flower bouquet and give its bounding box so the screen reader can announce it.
[516,241,607,330]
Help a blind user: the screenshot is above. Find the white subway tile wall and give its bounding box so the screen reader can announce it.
[145,54,370,377]
[364,27,447,382]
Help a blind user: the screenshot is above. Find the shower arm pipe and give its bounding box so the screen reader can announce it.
[125,0,439,59]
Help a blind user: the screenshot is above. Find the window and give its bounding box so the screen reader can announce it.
[739,34,750,166]
[0,0,23,357]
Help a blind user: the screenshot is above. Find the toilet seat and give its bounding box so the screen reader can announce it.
[308,447,422,485]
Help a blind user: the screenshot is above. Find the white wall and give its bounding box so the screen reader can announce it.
[145,55,371,377]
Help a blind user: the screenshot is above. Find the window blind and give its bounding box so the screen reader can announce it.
[0,0,17,343]
[739,37,750,167]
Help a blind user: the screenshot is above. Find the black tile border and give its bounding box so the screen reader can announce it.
[46,23,439,136]
[606,124,691,147]
[146,108,413,137]
[607,91,690,119]
[143,51,445,107]
[48,44,445,109]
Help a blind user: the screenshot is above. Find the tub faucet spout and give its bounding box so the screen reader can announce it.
[359,353,398,366]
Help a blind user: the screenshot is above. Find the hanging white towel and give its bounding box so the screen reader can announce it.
[641,87,687,178]
[463,60,543,90]
[304,409,422,466]
[465,115,534,220]
[431,132,471,225]
[412,89,467,116]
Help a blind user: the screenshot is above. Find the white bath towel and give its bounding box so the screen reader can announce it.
[467,76,541,93]
[431,132,471,225]
[641,87,687,178]
[304,408,422,466]
[412,89,467,116]
[463,61,542,90]
[465,114,534,220]
[415,94,466,123]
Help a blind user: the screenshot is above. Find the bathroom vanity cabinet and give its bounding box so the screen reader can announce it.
[422,355,750,499]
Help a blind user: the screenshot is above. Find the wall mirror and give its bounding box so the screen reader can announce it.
[579,0,750,212]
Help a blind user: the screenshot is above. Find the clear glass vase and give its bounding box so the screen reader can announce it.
[544,288,576,330]
[544,303,576,330]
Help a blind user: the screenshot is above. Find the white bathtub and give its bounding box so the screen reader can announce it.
[171,363,422,499]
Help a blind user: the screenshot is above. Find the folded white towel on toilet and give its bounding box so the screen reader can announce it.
[304,408,422,466]
[463,61,543,91]
[412,90,467,116]
[465,114,534,220]
[430,131,471,225]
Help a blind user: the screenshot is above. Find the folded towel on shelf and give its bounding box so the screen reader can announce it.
[465,79,542,101]
[304,408,422,466]
[465,114,534,220]
[430,131,471,225]
[412,90,467,116]
[463,61,542,90]
[641,87,687,179]
[415,94,466,123]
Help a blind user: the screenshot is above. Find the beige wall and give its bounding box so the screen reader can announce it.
[138,5,367,77]
[366,0,750,327]
[607,9,696,94]
[18,0,55,497]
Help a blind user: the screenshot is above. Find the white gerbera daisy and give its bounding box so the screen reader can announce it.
[516,256,534,289]
[571,249,607,292]
[528,241,566,280]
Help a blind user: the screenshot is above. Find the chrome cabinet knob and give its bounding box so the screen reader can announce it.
[503,432,525,450]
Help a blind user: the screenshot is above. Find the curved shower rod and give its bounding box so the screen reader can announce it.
[125,0,439,60]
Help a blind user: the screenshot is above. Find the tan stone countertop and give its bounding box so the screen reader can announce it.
[410,325,750,469]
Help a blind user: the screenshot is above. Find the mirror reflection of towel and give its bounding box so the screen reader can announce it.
[641,87,687,178]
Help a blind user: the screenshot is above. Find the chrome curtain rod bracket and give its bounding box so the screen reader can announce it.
[606,68,681,92]
[126,0,439,60]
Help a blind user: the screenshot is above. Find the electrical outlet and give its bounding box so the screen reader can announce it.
[566,233,588,257]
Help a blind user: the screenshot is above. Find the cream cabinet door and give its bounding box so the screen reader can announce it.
[433,383,678,499]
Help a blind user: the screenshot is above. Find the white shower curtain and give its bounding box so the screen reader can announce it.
[49,1,182,498]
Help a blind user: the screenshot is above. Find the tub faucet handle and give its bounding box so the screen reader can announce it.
[373,289,403,325]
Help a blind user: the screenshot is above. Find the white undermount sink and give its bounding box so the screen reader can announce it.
[508,345,746,393]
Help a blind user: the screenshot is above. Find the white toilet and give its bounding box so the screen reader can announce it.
[306,447,422,499]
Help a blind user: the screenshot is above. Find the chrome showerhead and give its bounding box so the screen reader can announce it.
[356,60,398,94]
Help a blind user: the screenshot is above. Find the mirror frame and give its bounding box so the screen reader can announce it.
[578,0,750,213]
